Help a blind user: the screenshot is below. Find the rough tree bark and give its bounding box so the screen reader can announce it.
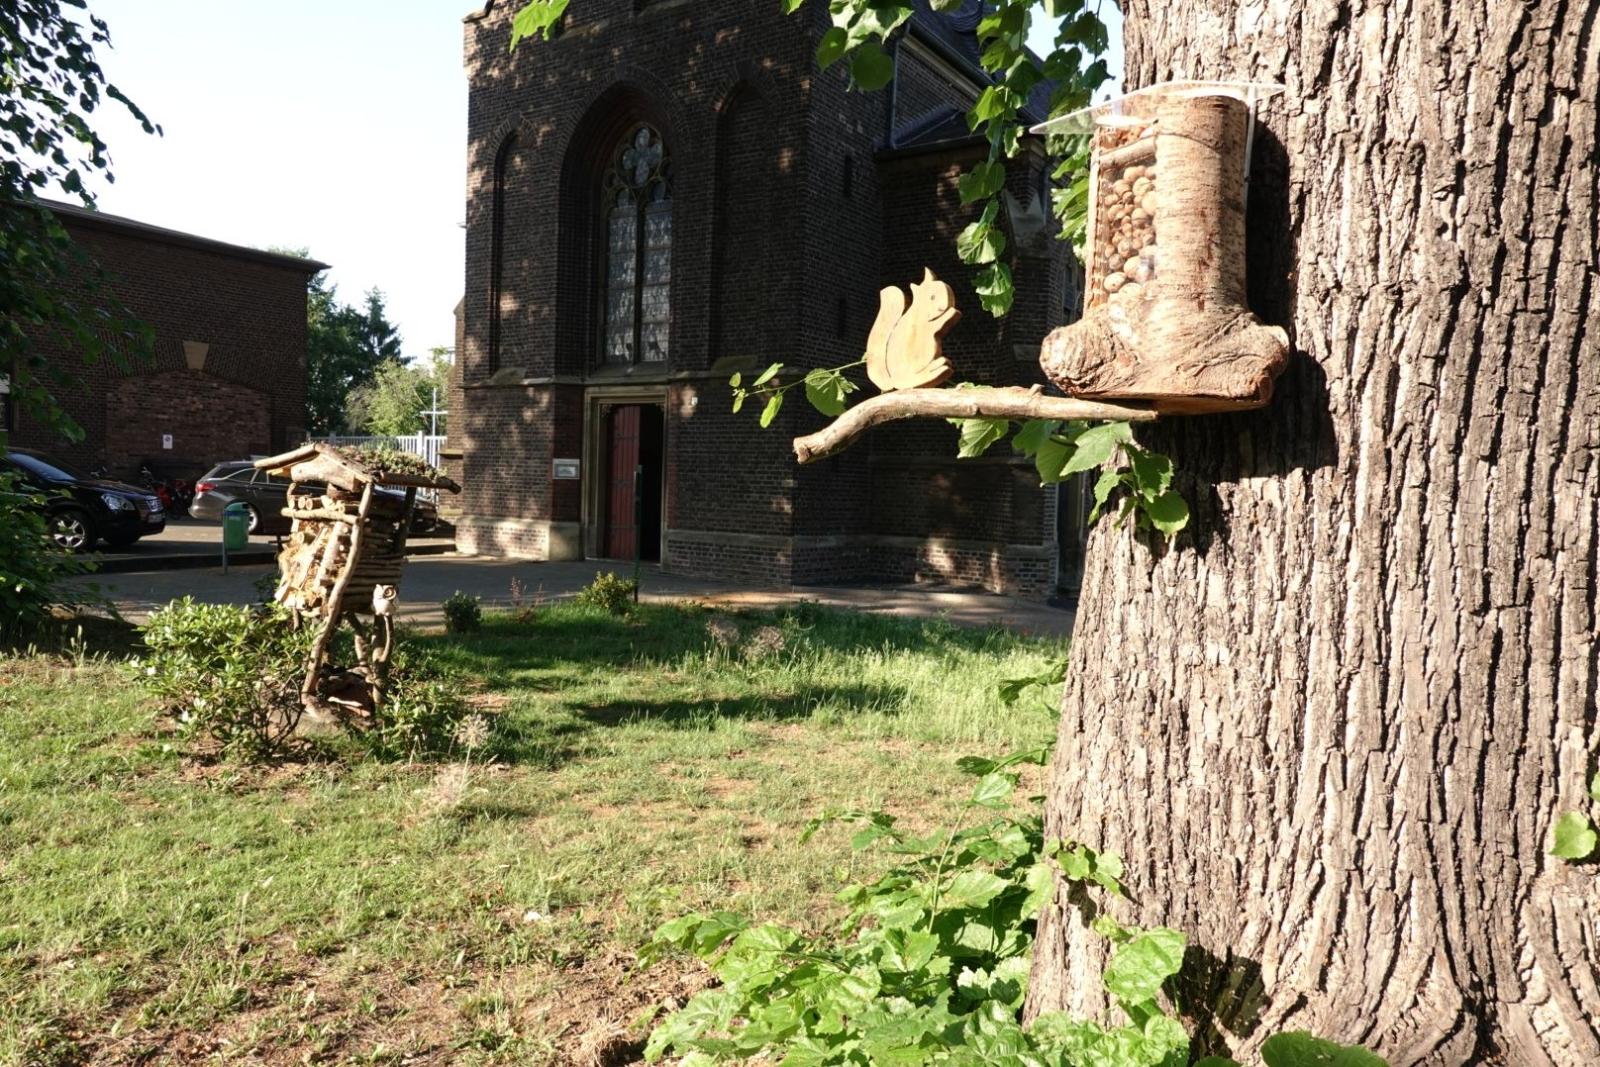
[1025,1,1599,1064]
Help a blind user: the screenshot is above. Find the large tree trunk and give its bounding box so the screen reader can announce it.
[1026,1,1600,1064]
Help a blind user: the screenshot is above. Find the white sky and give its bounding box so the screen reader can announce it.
[76,2,1122,361]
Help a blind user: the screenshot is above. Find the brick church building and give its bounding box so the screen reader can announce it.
[451,0,1089,598]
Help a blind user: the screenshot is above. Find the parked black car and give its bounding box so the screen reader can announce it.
[3,449,167,551]
[190,460,439,537]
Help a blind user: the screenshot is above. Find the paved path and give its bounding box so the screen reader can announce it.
[69,554,1075,638]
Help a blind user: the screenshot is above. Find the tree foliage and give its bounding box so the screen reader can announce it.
[301,272,405,434]
[345,346,451,437]
[1,1,154,634]
[1,0,158,448]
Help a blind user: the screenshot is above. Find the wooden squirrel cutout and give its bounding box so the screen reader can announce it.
[865,268,961,392]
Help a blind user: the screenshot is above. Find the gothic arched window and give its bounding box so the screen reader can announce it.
[601,124,671,364]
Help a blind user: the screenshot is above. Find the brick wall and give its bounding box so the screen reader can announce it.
[11,208,315,481]
[104,371,273,474]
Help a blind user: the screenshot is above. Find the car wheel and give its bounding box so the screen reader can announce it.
[49,509,95,552]
[244,503,261,534]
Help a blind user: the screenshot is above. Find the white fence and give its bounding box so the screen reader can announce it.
[309,433,448,498]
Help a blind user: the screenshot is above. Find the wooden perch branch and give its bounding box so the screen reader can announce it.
[792,387,1158,464]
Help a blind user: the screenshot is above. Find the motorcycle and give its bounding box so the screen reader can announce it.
[137,463,195,513]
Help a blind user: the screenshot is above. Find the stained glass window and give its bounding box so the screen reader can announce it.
[601,124,671,365]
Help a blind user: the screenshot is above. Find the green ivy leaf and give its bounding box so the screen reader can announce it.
[850,43,895,90]
[881,928,939,973]
[728,371,742,387]
[1060,421,1132,477]
[1127,448,1173,500]
[969,771,1017,808]
[804,369,850,417]
[1087,469,1121,523]
[973,262,1014,316]
[1101,926,1186,1006]
[939,869,1010,910]
[1034,438,1071,483]
[816,26,850,69]
[1550,811,1598,860]
[1143,490,1190,539]
[760,392,784,428]
[1260,1032,1392,1067]
[1590,772,1600,803]
[1010,418,1058,455]
[956,218,1007,265]
[955,417,1008,458]
[508,0,569,47]
[958,160,1007,204]
[753,362,783,387]
[1058,846,1091,881]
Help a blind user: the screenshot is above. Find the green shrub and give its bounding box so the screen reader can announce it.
[442,590,482,633]
[364,643,477,760]
[572,571,637,615]
[139,599,476,762]
[137,599,312,759]
[0,469,92,638]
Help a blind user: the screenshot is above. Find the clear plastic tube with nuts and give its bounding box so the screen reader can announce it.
[1032,81,1293,414]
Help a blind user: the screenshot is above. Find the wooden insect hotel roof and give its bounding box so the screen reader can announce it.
[254,441,461,495]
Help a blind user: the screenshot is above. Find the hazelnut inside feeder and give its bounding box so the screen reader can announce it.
[1033,81,1290,414]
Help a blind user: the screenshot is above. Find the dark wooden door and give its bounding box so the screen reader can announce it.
[604,405,641,558]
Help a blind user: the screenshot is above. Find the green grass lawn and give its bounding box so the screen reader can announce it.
[0,602,1063,1065]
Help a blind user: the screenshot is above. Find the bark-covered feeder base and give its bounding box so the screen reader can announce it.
[1032,81,1290,413]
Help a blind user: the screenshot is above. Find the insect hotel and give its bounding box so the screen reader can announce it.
[253,443,460,720]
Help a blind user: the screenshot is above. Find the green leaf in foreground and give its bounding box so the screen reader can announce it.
[1550,811,1598,860]
[759,392,784,428]
[508,0,569,46]
[1143,490,1190,538]
[955,417,1008,458]
[1260,1031,1392,1067]
[1101,926,1185,1005]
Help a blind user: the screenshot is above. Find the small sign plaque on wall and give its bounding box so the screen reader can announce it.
[552,458,580,480]
[161,433,174,450]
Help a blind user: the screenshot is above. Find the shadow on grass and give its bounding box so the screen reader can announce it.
[421,599,1025,684]
[577,683,908,727]
[415,601,1033,769]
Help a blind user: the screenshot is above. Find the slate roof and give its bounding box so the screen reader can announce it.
[35,198,328,274]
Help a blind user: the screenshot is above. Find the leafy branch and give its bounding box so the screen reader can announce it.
[730,360,864,428]
[957,412,1189,538]
[803,0,1110,317]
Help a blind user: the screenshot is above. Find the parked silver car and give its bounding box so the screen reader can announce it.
[189,460,440,536]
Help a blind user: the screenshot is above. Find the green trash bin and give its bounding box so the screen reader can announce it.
[222,502,251,552]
